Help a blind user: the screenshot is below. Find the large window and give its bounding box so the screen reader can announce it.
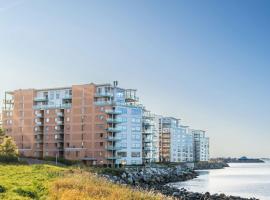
[117,152,127,157]
[131,152,141,157]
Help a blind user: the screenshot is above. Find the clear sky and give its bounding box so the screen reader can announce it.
[0,0,269,158]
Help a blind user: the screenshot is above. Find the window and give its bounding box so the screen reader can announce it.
[132,143,141,149]
[50,93,54,100]
[131,108,141,115]
[56,93,60,99]
[100,142,103,147]
[117,152,127,157]
[46,118,50,123]
[131,152,140,157]
[100,133,103,138]
[132,134,141,140]
[66,117,70,122]
[117,107,127,114]
[120,143,127,148]
[46,110,50,114]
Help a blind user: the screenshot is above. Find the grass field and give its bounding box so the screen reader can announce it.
[0,164,167,200]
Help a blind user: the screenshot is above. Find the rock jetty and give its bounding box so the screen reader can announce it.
[99,165,258,200]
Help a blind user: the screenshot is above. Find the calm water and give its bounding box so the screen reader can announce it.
[170,162,270,200]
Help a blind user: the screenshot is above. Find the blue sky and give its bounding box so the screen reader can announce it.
[0,0,269,157]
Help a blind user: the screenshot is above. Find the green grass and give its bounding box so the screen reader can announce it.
[0,164,168,200]
[0,164,67,200]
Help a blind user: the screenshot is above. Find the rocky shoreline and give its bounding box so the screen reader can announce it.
[99,165,258,200]
[194,161,229,170]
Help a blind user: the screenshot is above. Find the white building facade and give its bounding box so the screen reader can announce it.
[192,129,209,162]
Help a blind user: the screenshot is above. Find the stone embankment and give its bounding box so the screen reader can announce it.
[100,165,258,200]
[101,165,197,187]
[194,161,229,170]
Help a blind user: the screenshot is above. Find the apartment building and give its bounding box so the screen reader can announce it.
[159,117,195,163]
[2,81,210,166]
[192,129,209,162]
[2,82,144,166]
[179,126,194,162]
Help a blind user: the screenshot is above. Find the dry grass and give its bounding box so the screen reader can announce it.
[49,170,169,200]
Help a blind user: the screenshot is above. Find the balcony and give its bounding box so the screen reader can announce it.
[105,109,122,115]
[56,120,64,125]
[35,113,43,118]
[143,138,152,143]
[34,131,43,136]
[107,127,122,133]
[143,120,154,126]
[62,95,72,100]
[144,147,152,151]
[105,136,121,142]
[33,103,71,110]
[56,112,64,117]
[34,97,48,102]
[95,101,113,106]
[106,146,123,151]
[95,92,114,98]
[106,156,121,160]
[106,118,123,124]
[125,94,139,102]
[35,138,43,143]
[35,121,43,126]
[143,130,153,134]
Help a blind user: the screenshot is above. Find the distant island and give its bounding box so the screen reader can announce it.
[213,156,265,163]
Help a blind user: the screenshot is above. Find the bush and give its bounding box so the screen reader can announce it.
[0,185,6,193]
[14,187,37,199]
[0,155,19,163]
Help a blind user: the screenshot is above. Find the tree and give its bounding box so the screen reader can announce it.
[0,136,18,157]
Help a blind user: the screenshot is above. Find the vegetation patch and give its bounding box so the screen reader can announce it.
[49,171,167,200]
[0,185,6,193]
[0,164,66,200]
[14,187,37,199]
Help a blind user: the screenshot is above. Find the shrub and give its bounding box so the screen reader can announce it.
[0,155,19,163]
[14,187,37,199]
[0,185,6,193]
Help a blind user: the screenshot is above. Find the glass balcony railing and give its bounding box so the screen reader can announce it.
[143,130,153,134]
[107,127,122,132]
[94,101,113,106]
[105,109,122,115]
[143,138,152,143]
[106,146,123,151]
[35,121,43,126]
[144,147,152,151]
[35,113,43,118]
[105,136,121,142]
[62,95,72,100]
[95,92,114,98]
[106,118,123,124]
[34,97,48,102]
[106,156,121,160]
[33,103,71,110]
